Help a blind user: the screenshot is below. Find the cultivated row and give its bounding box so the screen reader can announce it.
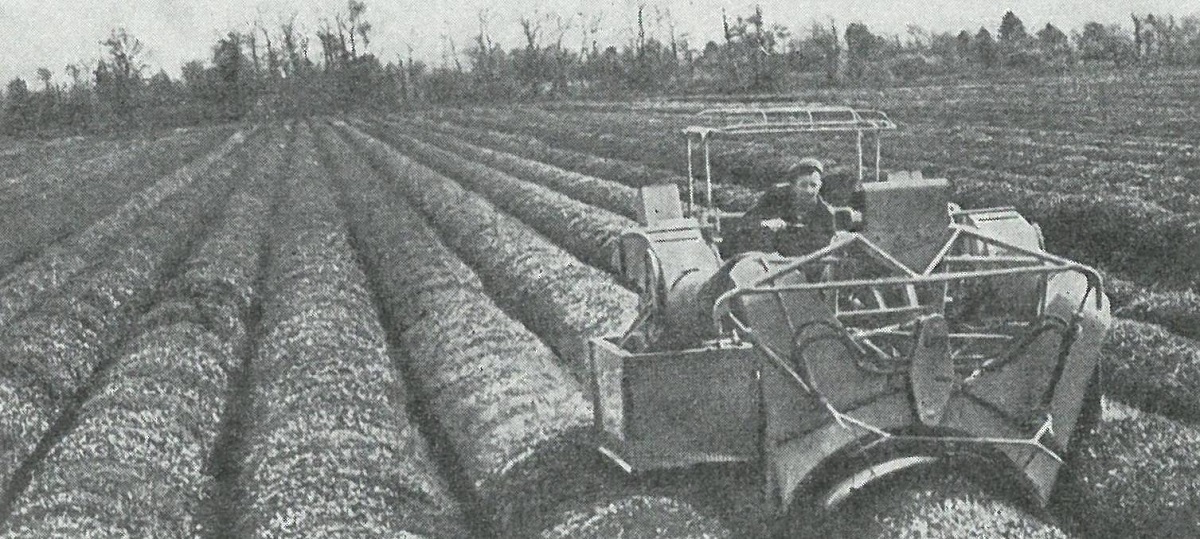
[0,126,235,277]
[0,128,250,327]
[362,120,635,274]
[0,127,283,536]
[0,127,220,209]
[0,135,123,187]
[391,119,640,219]
[238,124,463,537]
[319,122,729,537]
[0,127,251,516]
[339,121,637,375]
[412,115,760,210]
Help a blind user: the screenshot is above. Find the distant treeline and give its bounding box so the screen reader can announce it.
[2,4,1199,136]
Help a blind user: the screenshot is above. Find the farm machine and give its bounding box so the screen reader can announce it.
[593,106,1111,528]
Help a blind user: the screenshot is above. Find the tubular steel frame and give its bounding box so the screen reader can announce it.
[708,226,1104,463]
[684,105,897,231]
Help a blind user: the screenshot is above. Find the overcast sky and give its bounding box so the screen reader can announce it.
[1,1,1194,85]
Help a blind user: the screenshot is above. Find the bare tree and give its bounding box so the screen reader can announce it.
[660,7,680,75]
[280,15,301,76]
[579,11,603,60]
[260,24,280,79]
[518,13,544,94]
[1145,14,1159,60]
[441,33,463,72]
[1155,15,1179,63]
[335,14,349,61]
[36,68,53,92]
[247,24,261,75]
[471,9,499,80]
[96,28,146,124]
[550,13,573,94]
[1132,14,1143,60]
[808,19,841,84]
[906,24,930,50]
[101,28,145,84]
[316,20,342,69]
[347,0,371,57]
[64,63,84,88]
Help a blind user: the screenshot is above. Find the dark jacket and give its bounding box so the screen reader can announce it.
[729,184,836,257]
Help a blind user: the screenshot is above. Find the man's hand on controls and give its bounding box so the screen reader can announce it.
[831,230,855,243]
[760,218,802,231]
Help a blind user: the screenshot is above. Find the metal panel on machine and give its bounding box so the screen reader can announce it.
[591,338,759,470]
[861,177,952,271]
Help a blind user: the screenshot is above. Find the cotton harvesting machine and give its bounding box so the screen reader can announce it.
[591,106,1111,526]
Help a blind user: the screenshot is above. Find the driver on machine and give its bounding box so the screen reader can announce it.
[740,157,836,257]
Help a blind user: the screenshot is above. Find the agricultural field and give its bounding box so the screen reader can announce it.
[1,73,1200,538]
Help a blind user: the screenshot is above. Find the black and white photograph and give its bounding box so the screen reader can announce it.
[0,0,1198,536]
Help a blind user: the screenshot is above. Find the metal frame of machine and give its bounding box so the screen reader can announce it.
[590,105,1112,523]
[682,105,896,231]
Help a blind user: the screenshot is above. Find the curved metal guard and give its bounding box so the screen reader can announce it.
[711,224,1109,509]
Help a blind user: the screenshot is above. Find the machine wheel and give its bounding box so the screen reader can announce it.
[773,460,1072,538]
[766,447,943,538]
[768,461,939,538]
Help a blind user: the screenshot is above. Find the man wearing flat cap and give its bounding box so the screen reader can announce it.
[736,157,837,257]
